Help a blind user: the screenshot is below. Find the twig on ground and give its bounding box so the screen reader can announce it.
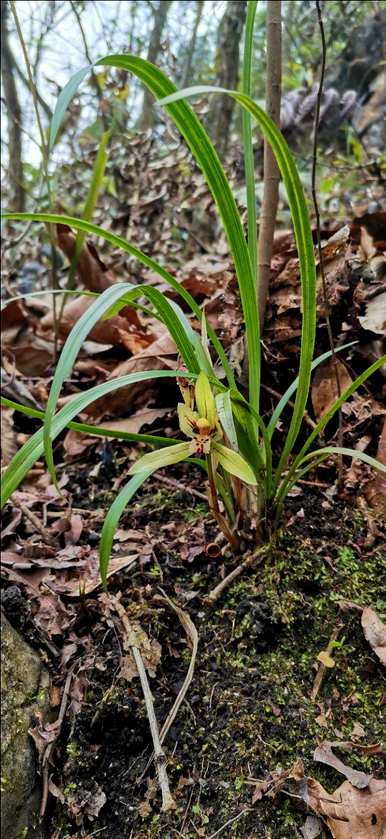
[157,588,198,742]
[206,546,269,605]
[138,588,198,781]
[312,0,343,486]
[207,807,253,839]
[311,624,343,702]
[41,666,74,816]
[109,593,176,812]
[13,498,52,541]
[154,472,207,501]
[262,383,317,430]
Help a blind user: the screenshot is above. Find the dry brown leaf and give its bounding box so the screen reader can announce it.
[311,359,352,420]
[56,224,115,292]
[95,407,172,435]
[87,355,175,419]
[0,299,28,343]
[41,295,153,354]
[118,622,161,679]
[1,407,17,467]
[361,607,386,665]
[359,291,386,335]
[302,777,386,839]
[63,429,97,457]
[364,417,386,513]
[313,741,371,789]
[50,552,139,597]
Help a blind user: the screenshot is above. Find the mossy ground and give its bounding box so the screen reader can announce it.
[46,479,385,839]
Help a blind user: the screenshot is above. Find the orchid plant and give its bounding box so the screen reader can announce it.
[2,1,385,588]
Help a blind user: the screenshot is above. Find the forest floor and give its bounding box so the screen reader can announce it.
[1,140,385,838]
[2,441,385,839]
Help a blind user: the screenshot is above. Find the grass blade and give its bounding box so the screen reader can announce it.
[267,341,358,439]
[160,85,316,478]
[99,470,152,589]
[2,212,234,387]
[41,54,260,415]
[1,369,191,507]
[66,129,110,292]
[49,65,90,150]
[274,355,386,503]
[1,396,175,448]
[242,0,258,279]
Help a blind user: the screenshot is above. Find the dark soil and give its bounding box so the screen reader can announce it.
[3,463,384,839]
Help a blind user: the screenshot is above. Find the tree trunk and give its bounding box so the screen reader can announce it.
[258,0,282,330]
[211,0,247,158]
[181,0,204,89]
[1,1,25,211]
[138,0,172,131]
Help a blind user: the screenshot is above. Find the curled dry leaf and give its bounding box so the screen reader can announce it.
[313,741,371,789]
[361,607,386,665]
[359,291,386,335]
[301,777,386,839]
[300,815,325,839]
[119,622,162,679]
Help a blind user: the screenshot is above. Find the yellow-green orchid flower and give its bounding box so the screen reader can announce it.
[129,372,257,486]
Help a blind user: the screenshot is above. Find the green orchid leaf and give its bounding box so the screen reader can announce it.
[215,391,239,451]
[212,442,257,486]
[129,441,193,475]
[99,470,152,589]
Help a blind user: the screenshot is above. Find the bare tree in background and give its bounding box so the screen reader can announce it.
[210,0,247,158]
[181,0,204,88]
[258,0,282,328]
[1,1,25,210]
[139,0,172,131]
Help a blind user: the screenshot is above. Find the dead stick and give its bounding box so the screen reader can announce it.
[40,666,74,816]
[137,588,198,782]
[157,589,198,742]
[206,546,269,605]
[154,472,207,501]
[110,594,176,812]
[13,499,52,541]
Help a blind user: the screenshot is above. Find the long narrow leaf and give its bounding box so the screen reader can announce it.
[300,446,386,474]
[99,470,152,589]
[43,54,260,413]
[267,341,358,439]
[1,369,191,507]
[2,212,234,386]
[44,281,201,486]
[1,396,175,448]
[242,0,258,279]
[49,65,90,150]
[274,355,386,503]
[67,129,110,289]
[160,85,316,479]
